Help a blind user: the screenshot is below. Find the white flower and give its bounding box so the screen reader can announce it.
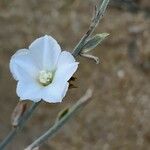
[10,35,79,103]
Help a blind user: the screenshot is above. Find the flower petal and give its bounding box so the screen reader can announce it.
[62,82,69,98]
[57,51,76,67]
[17,78,42,102]
[10,49,39,81]
[53,62,79,83]
[42,82,69,103]
[29,35,61,70]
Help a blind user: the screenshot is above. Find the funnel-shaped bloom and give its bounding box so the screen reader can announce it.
[10,35,78,103]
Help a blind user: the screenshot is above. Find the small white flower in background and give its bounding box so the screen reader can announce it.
[10,35,79,103]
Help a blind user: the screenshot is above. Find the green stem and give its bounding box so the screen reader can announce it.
[72,0,110,57]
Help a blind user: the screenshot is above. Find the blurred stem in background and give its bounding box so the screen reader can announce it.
[25,88,93,150]
[0,0,109,149]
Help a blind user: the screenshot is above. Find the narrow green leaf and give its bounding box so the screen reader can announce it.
[82,33,109,53]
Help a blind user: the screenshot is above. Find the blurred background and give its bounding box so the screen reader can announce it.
[0,0,150,149]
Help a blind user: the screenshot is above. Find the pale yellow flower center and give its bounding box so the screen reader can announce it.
[38,70,53,86]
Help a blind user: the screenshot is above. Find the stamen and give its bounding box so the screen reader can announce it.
[38,70,53,86]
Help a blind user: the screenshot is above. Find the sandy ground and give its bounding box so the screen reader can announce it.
[0,0,150,150]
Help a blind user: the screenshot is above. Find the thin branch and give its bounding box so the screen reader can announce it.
[72,0,110,57]
[25,88,93,150]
